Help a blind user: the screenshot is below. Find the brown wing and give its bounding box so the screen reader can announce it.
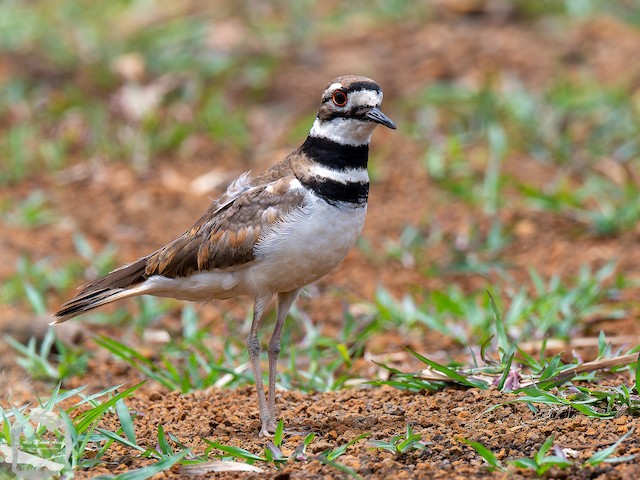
[53,175,305,320]
[144,176,305,278]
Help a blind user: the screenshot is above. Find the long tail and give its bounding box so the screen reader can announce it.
[52,256,150,323]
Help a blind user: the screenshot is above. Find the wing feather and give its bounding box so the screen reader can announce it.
[145,177,305,278]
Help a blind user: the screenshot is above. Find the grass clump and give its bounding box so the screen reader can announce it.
[0,382,147,477]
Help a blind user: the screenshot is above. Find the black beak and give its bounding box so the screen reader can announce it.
[366,107,396,130]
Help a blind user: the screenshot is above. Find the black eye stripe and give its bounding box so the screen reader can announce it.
[323,83,381,102]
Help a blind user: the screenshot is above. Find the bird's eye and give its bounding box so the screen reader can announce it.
[332,90,348,107]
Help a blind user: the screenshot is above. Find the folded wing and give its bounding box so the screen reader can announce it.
[53,175,305,322]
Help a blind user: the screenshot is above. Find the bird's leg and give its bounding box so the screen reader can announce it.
[267,288,302,432]
[247,296,272,437]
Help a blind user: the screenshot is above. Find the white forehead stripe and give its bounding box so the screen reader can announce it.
[346,90,383,107]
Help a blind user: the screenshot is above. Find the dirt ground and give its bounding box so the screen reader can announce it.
[3,6,640,479]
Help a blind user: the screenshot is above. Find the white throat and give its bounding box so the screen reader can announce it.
[309,117,377,146]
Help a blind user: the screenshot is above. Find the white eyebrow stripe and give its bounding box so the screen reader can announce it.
[308,165,369,184]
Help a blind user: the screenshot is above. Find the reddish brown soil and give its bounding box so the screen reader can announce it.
[3,8,640,479]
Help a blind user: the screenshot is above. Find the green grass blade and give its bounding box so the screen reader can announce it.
[304,433,317,447]
[115,398,136,445]
[73,381,146,434]
[534,370,577,390]
[316,453,362,479]
[405,348,489,389]
[95,336,178,391]
[2,411,11,443]
[397,435,426,453]
[291,432,316,460]
[202,439,266,462]
[326,433,370,461]
[370,360,404,375]
[93,451,186,480]
[538,354,563,381]
[487,291,510,360]
[23,281,47,315]
[40,382,63,411]
[94,336,157,367]
[273,419,284,448]
[496,352,514,391]
[96,428,146,453]
[535,436,554,460]
[460,438,504,471]
[584,428,635,466]
[72,384,126,408]
[600,454,637,464]
[157,424,174,456]
[510,458,539,470]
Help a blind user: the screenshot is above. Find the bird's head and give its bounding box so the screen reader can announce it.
[310,75,396,146]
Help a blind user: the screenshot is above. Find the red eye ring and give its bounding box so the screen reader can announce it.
[332,90,348,107]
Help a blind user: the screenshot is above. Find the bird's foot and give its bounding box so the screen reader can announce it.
[258,418,278,438]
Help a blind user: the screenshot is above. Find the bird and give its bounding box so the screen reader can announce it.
[53,75,396,437]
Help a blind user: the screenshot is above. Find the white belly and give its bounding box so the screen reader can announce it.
[247,200,367,294]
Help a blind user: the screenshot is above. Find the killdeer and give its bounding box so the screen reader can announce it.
[53,75,396,436]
